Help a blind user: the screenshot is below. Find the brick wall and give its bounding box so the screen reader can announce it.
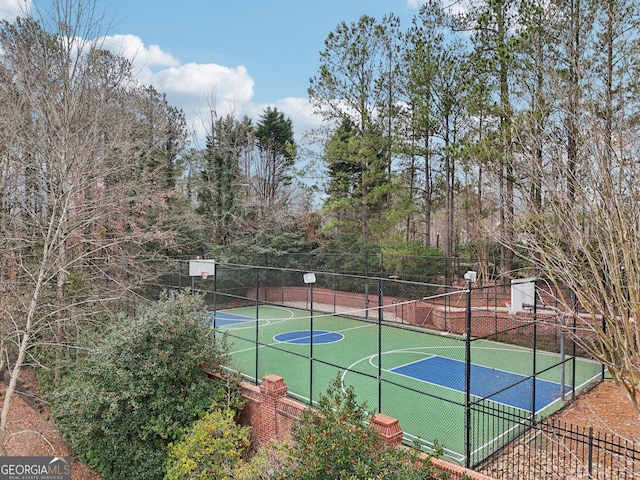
[248,286,408,313]
[238,373,497,480]
[238,374,299,448]
[246,286,582,338]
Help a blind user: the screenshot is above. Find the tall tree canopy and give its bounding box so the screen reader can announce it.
[254,106,297,210]
[310,14,402,244]
[0,0,193,450]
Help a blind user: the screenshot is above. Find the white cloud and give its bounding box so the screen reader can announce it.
[97,34,321,146]
[256,97,322,141]
[97,34,257,144]
[154,63,253,100]
[99,34,180,82]
[444,1,469,16]
[154,63,255,143]
[0,0,31,21]
[406,0,424,8]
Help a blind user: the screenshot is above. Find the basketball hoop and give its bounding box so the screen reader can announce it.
[189,259,215,279]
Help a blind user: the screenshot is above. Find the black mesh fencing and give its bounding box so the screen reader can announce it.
[204,251,489,285]
[153,260,606,470]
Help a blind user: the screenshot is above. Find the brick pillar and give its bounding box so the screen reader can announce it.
[258,374,288,440]
[370,413,403,446]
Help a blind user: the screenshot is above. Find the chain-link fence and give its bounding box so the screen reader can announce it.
[465,282,604,469]
[199,250,491,285]
[156,260,604,469]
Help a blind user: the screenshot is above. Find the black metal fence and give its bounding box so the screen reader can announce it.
[201,250,487,285]
[480,416,640,479]
[155,260,608,472]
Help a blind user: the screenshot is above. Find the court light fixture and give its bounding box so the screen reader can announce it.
[464,271,477,283]
[303,272,316,284]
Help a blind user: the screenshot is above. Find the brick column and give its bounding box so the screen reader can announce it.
[257,374,288,441]
[370,413,403,446]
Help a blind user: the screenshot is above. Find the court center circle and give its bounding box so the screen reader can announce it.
[274,330,344,344]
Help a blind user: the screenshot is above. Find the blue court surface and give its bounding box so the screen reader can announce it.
[274,330,344,344]
[391,356,572,412]
[208,311,254,327]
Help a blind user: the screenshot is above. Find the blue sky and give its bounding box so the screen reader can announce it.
[1,0,431,146]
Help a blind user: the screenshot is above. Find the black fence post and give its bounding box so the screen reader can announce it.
[365,252,370,319]
[465,276,472,469]
[588,426,594,478]
[378,277,383,414]
[310,281,314,406]
[532,280,538,421]
[213,270,218,337]
[255,267,260,385]
[333,272,337,314]
[601,315,607,380]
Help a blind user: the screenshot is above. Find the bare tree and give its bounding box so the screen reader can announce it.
[0,1,188,453]
[516,111,640,415]
[511,0,640,416]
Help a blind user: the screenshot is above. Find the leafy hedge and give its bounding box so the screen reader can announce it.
[165,408,250,479]
[50,290,241,480]
[275,375,441,480]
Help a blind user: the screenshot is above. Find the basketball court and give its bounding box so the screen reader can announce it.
[210,303,602,463]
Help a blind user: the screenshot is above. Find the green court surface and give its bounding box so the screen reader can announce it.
[214,304,602,464]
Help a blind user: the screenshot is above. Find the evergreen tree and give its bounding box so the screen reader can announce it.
[254,106,297,210]
[457,0,523,283]
[197,113,247,244]
[310,15,404,244]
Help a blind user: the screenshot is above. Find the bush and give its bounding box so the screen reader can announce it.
[50,290,242,480]
[276,375,440,480]
[165,408,250,480]
[166,410,292,480]
[231,440,290,480]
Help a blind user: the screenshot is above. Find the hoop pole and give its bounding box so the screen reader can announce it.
[255,268,260,385]
[309,282,314,406]
[572,289,577,400]
[532,282,538,421]
[560,309,565,401]
[213,270,218,330]
[378,277,383,414]
[464,281,472,469]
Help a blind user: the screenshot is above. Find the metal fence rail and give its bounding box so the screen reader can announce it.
[155,259,607,472]
[480,417,640,479]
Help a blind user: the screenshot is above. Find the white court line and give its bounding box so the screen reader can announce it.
[230,322,375,355]
[274,330,345,345]
[402,431,465,463]
[220,305,299,331]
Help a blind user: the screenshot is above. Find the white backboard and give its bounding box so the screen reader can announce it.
[189,259,216,278]
[510,277,536,313]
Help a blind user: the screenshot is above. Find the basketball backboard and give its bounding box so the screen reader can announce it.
[510,277,536,313]
[189,259,215,279]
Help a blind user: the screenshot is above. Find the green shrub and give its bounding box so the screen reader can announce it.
[166,411,292,480]
[277,375,440,480]
[165,408,250,480]
[50,290,241,480]
[231,440,290,480]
